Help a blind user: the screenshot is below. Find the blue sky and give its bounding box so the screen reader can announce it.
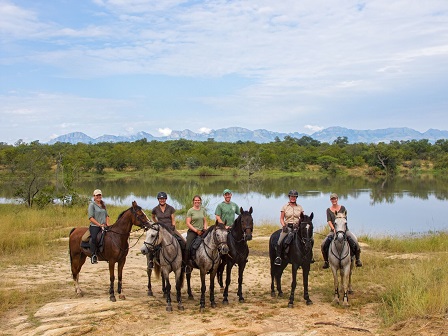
[1,0,448,144]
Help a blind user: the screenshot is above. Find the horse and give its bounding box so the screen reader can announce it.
[186,222,229,312]
[69,201,150,302]
[140,222,185,311]
[269,212,314,307]
[217,207,254,304]
[328,213,354,306]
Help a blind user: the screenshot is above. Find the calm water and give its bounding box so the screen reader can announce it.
[70,175,448,237]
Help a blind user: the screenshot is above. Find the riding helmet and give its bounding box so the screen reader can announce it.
[157,191,168,199]
[288,190,299,197]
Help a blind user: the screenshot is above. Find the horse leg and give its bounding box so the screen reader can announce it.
[199,269,206,312]
[237,262,246,303]
[162,274,167,298]
[276,267,284,298]
[175,268,184,311]
[165,274,173,312]
[348,260,354,294]
[109,262,116,302]
[331,267,340,305]
[186,268,194,300]
[302,264,313,305]
[217,260,225,290]
[288,264,299,308]
[342,266,350,307]
[209,270,217,308]
[117,257,126,300]
[222,262,233,305]
[71,252,87,296]
[146,256,153,296]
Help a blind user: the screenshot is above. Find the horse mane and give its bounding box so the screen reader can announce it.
[116,207,132,221]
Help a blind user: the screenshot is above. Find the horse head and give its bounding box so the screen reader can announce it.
[334,213,347,243]
[214,222,229,255]
[141,223,160,255]
[298,212,314,253]
[239,206,254,241]
[131,200,151,229]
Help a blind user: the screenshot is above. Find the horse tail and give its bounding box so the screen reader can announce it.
[154,262,161,279]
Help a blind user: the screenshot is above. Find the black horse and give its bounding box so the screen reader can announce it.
[269,212,314,307]
[217,207,254,304]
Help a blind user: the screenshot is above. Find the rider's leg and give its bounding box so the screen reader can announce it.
[347,231,362,267]
[274,228,289,265]
[89,225,101,264]
[321,233,333,269]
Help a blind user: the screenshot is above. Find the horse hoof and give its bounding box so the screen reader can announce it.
[306,300,313,305]
[332,299,339,305]
[288,303,294,308]
[166,306,173,312]
[110,296,117,302]
[211,302,217,308]
[178,305,184,311]
[278,292,283,298]
[239,298,245,303]
[222,299,229,305]
[147,291,153,297]
[119,294,126,300]
[200,307,205,313]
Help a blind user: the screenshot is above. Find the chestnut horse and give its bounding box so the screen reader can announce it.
[69,201,150,301]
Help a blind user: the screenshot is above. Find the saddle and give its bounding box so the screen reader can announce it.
[80,228,106,252]
[189,236,203,261]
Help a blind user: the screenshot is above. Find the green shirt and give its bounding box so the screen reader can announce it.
[186,207,207,230]
[215,201,240,227]
[88,202,109,227]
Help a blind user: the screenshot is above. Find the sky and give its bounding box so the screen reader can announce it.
[1,0,448,144]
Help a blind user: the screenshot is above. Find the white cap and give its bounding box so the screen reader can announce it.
[93,189,102,196]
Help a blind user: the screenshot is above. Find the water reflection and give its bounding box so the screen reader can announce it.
[1,175,447,236]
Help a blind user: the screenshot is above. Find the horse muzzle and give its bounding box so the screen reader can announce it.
[140,244,149,255]
[218,244,229,255]
[245,233,253,241]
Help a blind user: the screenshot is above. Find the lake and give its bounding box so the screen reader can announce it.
[70,175,448,237]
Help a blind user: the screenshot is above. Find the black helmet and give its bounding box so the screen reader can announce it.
[288,190,298,197]
[157,191,167,199]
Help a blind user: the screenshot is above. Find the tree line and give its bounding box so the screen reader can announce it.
[1,136,448,207]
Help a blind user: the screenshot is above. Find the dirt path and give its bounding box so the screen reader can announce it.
[0,234,421,336]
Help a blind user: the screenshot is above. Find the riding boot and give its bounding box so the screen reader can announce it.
[90,238,98,264]
[321,237,330,269]
[355,248,363,267]
[274,245,282,265]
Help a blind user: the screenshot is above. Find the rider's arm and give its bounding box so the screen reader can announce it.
[280,211,286,227]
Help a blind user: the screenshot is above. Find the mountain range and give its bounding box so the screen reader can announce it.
[47,126,448,145]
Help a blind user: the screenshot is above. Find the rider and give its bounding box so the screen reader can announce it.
[274,190,303,266]
[215,188,240,229]
[148,192,186,269]
[186,195,208,261]
[88,189,110,264]
[321,193,363,269]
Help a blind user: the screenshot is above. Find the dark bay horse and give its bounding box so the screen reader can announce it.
[269,212,314,307]
[140,222,185,311]
[69,201,150,301]
[186,223,229,312]
[217,207,254,304]
[329,213,354,306]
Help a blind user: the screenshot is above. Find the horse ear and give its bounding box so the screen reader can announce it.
[132,200,137,208]
[249,206,253,214]
[240,207,243,213]
[300,211,304,220]
[310,212,314,220]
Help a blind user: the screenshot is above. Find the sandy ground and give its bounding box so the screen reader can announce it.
[0,234,446,336]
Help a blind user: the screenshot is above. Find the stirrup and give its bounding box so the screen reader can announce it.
[274,257,282,266]
[91,255,98,264]
[322,261,329,269]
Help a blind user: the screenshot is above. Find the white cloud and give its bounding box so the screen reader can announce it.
[158,128,172,136]
[198,127,211,134]
[304,125,324,133]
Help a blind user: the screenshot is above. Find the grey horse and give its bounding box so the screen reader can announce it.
[141,223,185,311]
[186,222,229,312]
[328,213,354,306]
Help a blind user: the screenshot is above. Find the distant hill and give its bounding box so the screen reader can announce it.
[47,126,448,145]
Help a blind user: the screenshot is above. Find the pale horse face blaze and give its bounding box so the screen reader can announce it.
[140,226,159,255]
[334,215,348,242]
[215,225,229,255]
